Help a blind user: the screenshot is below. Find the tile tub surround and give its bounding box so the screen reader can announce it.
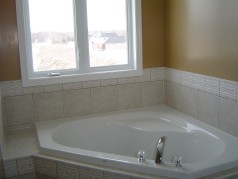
[1,109,238,179]
[0,67,238,178]
[164,68,238,138]
[1,67,238,135]
[0,121,167,179]
[1,68,165,130]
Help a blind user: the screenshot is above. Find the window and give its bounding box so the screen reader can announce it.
[16,0,142,87]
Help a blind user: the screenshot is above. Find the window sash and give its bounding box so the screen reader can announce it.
[16,0,142,87]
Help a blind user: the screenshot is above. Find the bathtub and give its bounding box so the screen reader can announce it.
[36,105,238,179]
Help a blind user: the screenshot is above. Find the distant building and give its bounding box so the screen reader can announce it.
[89,32,126,50]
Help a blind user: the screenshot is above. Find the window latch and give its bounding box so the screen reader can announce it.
[48,72,61,77]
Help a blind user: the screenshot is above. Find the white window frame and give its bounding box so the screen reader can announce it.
[16,0,143,87]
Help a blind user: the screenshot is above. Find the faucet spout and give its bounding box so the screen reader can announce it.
[155,136,166,164]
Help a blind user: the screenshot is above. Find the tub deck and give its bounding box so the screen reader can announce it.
[36,105,238,179]
[3,105,238,179]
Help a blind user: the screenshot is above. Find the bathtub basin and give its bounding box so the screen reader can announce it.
[36,105,238,178]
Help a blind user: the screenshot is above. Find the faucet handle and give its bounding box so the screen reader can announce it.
[171,156,182,168]
[137,150,146,163]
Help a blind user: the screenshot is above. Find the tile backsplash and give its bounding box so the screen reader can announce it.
[0,68,164,130]
[0,67,238,138]
[164,68,238,138]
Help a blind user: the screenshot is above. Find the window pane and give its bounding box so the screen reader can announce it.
[87,0,128,67]
[28,0,77,72]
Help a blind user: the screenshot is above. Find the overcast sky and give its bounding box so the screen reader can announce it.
[29,0,127,33]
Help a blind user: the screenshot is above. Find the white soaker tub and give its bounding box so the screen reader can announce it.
[36,105,238,178]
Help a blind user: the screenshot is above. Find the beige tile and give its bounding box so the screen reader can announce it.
[118,83,142,110]
[0,80,23,97]
[63,82,82,91]
[142,81,164,106]
[57,161,79,179]
[104,171,131,179]
[165,68,181,84]
[150,67,164,81]
[180,86,198,118]
[205,76,220,96]
[63,89,91,117]
[79,166,103,179]
[219,98,238,137]
[33,92,63,121]
[17,157,35,176]
[132,176,167,179]
[82,80,100,88]
[237,82,238,102]
[43,84,62,92]
[37,174,55,179]
[5,128,38,159]
[10,174,36,179]
[181,71,193,89]
[220,79,237,101]
[23,86,43,95]
[193,73,206,91]
[164,82,181,111]
[198,92,219,128]
[135,69,151,83]
[91,86,117,113]
[118,77,135,85]
[3,159,18,178]
[4,95,34,127]
[35,158,57,178]
[100,78,118,86]
[131,177,148,179]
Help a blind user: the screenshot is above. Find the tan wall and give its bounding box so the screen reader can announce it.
[2,0,238,82]
[0,0,164,81]
[0,0,21,81]
[165,0,238,81]
[142,0,164,68]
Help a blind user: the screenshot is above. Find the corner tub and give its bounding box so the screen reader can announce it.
[36,105,238,179]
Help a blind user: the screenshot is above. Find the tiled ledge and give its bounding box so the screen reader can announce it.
[2,122,174,179]
[3,120,238,179]
[2,127,164,179]
[2,128,37,178]
[1,67,238,178]
[3,128,38,160]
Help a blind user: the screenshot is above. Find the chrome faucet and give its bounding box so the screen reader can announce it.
[155,136,166,164]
